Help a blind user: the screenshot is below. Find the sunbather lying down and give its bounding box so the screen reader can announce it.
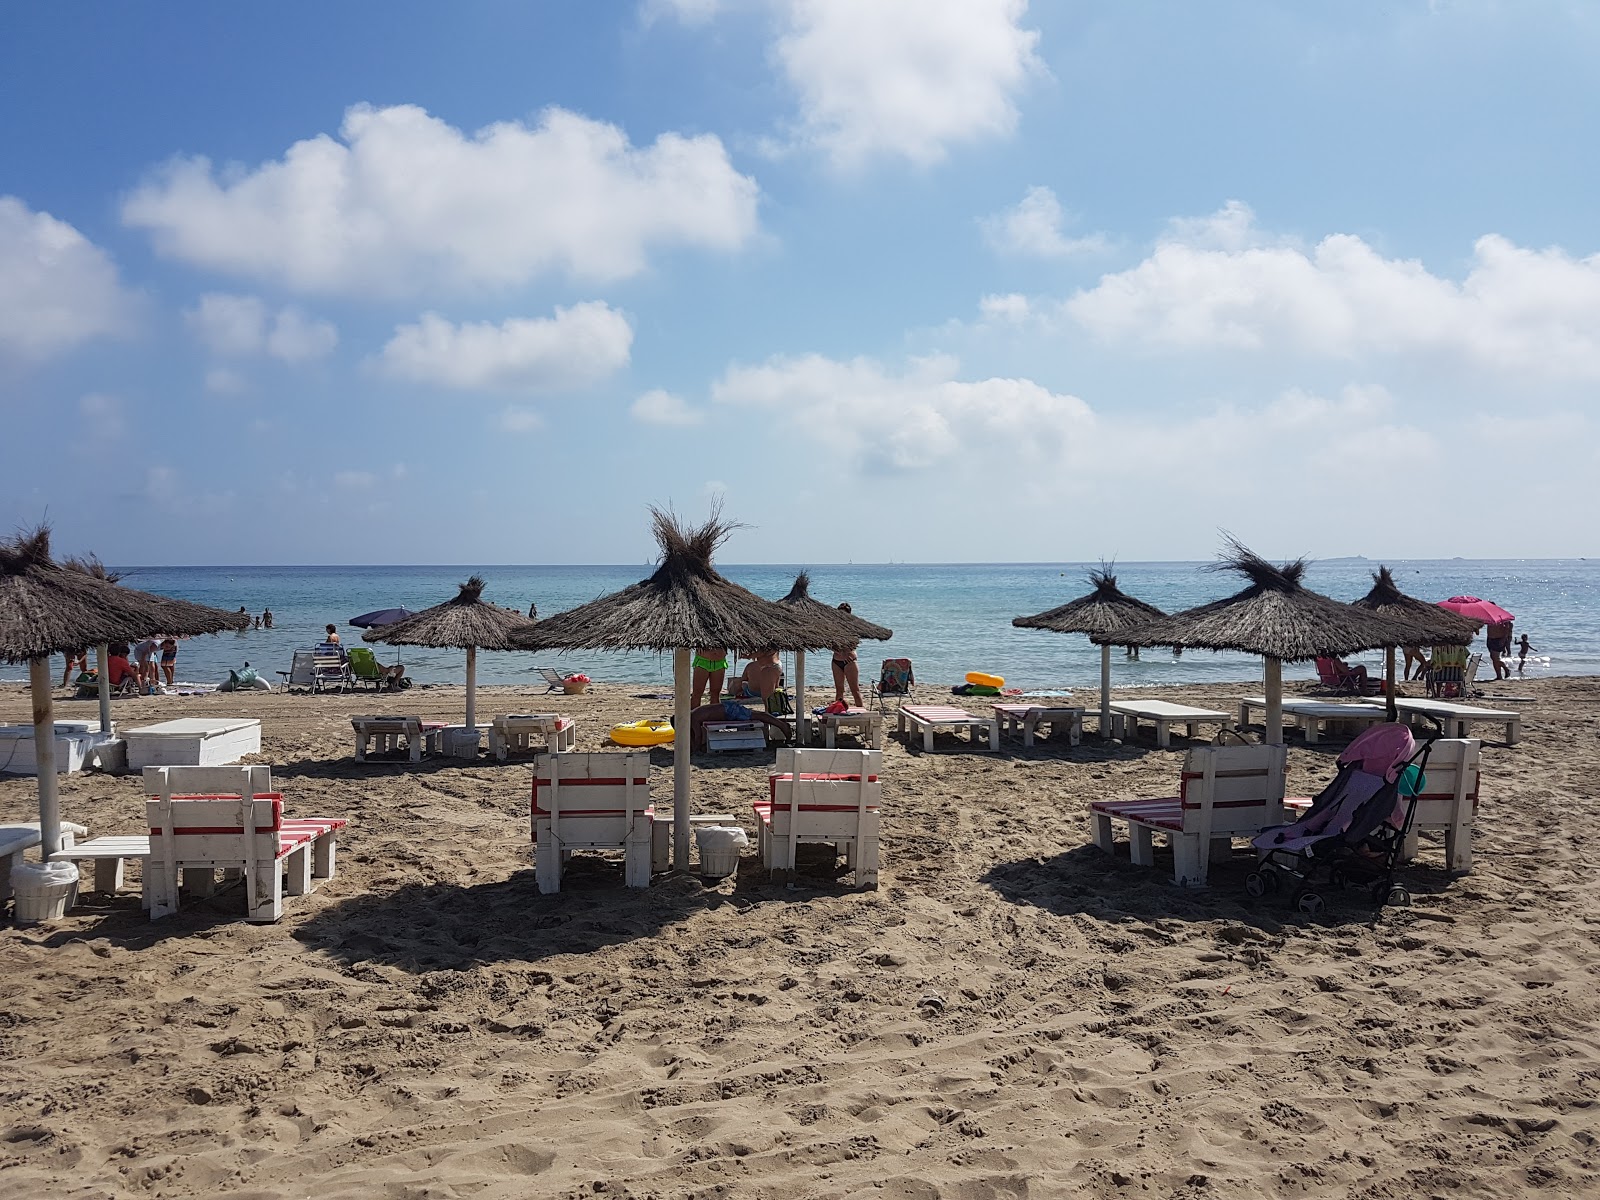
[688,701,791,751]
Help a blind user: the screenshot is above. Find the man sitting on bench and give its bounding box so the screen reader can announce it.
[689,700,791,751]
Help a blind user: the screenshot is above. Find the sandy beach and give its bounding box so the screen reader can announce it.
[1,674,1596,1199]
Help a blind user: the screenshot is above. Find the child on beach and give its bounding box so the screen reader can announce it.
[1517,634,1535,671]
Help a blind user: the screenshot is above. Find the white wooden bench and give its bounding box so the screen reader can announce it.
[897,704,999,752]
[704,721,769,752]
[57,836,152,903]
[758,749,881,888]
[1238,696,1388,744]
[992,704,1083,748]
[1109,700,1233,749]
[531,751,663,893]
[1390,699,1521,746]
[489,714,575,761]
[144,765,346,922]
[351,716,446,762]
[1090,743,1288,886]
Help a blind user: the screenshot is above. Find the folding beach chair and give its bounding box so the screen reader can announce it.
[872,658,914,713]
[537,666,580,693]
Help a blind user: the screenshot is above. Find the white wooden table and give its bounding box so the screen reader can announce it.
[812,709,883,749]
[1237,696,1388,744]
[992,704,1083,747]
[1109,700,1232,749]
[898,705,999,752]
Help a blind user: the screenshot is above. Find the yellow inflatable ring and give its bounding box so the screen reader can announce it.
[965,671,1004,689]
[610,719,675,747]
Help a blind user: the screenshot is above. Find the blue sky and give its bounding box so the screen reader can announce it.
[3,1,1597,566]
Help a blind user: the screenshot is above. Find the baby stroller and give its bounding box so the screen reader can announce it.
[1244,722,1434,917]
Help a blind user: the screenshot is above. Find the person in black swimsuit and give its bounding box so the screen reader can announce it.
[831,604,865,708]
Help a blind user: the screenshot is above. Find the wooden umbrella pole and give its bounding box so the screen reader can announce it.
[794,649,807,746]
[1099,643,1111,738]
[673,648,692,870]
[95,643,113,737]
[1385,646,1397,721]
[465,645,478,731]
[29,657,61,860]
[1264,656,1283,746]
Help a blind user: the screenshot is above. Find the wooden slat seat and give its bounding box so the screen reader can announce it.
[758,749,881,888]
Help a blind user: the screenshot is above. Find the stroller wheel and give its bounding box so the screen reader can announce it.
[1386,885,1411,908]
[1245,872,1267,898]
[1296,892,1326,918]
[1258,865,1282,894]
[1329,865,1349,889]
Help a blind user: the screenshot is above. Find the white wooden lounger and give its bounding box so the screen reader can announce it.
[1109,700,1233,749]
[897,704,998,751]
[351,716,446,762]
[1237,696,1388,744]
[1389,699,1521,745]
[490,714,575,760]
[992,704,1083,747]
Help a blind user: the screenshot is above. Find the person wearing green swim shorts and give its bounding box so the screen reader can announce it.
[691,647,729,708]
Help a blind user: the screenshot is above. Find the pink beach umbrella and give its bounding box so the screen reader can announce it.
[1437,596,1514,625]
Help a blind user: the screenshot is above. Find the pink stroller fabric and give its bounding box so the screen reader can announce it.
[1251,723,1416,855]
[1341,723,1414,783]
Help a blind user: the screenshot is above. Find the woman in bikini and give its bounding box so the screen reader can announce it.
[691,647,729,708]
[831,603,865,708]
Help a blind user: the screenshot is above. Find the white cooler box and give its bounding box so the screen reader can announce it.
[124,718,262,770]
[0,722,111,776]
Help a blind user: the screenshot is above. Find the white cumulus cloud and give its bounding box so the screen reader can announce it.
[712,351,1092,471]
[124,104,761,297]
[980,186,1107,258]
[185,292,337,363]
[632,388,705,426]
[375,301,634,393]
[1067,202,1600,376]
[775,0,1042,168]
[0,195,138,362]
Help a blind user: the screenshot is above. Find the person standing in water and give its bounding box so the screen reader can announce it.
[1516,633,1536,672]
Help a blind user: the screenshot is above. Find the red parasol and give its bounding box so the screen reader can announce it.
[1437,596,1514,624]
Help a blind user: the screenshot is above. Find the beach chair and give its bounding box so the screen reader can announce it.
[1089,743,1288,887]
[346,647,395,691]
[490,713,575,760]
[1424,646,1469,699]
[276,649,315,691]
[757,748,881,888]
[1315,656,1380,695]
[537,667,580,693]
[530,751,662,893]
[311,644,352,694]
[142,765,346,922]
[1401,737,1481,873]
[872,658,914,713]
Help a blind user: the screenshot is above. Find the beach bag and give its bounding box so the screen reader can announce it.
[765,687,792,716]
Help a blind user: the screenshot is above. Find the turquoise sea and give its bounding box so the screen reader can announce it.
[9,560,1594,691]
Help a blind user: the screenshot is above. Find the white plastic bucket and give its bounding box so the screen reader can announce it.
[695,826,749,878]
[12,860,80,923]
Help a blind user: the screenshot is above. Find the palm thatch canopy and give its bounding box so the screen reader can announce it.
[1094,539,1421,660]
[1350,566,1478,646]
[1013,568,1165,638]
[363,576,534,651]
[774,571,892,649]
[511,508,816,652]
[1,527,248,663]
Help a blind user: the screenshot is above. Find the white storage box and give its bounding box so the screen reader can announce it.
[0,722,111,776]
[124,718,262,770]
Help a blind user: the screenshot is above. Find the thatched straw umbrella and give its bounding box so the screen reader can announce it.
[1,527,248,861]
[1013,567,1167,736]
[362,576,533,732]
[511,507,817,869]
[1350,565,1478,719]
[1096,538,1421,744]
[775,572,892,744]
